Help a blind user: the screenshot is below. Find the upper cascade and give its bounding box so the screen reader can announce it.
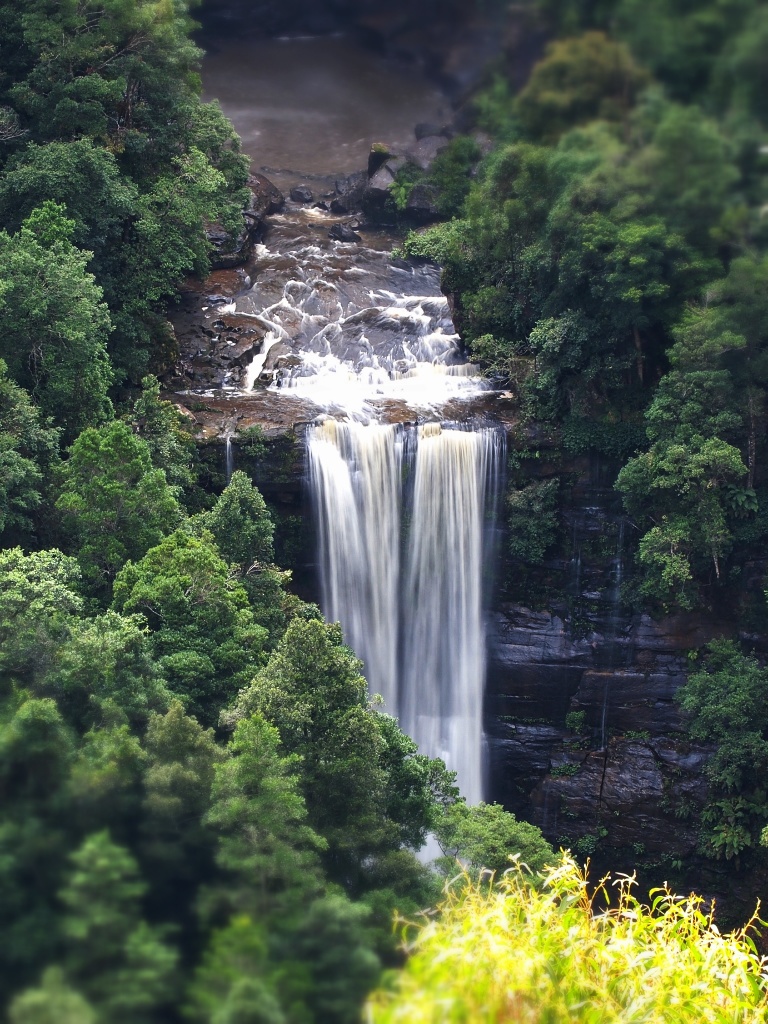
[221,207,490,422]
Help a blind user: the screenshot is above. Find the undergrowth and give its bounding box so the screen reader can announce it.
[368,853,768,1022]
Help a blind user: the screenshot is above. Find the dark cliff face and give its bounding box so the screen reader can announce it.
[484,448,768,924]
[486,603,715,859]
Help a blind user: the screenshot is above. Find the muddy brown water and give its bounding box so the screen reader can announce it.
[201,33,449,190]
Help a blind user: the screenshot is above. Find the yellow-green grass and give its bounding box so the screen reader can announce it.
[368,853,768,1023]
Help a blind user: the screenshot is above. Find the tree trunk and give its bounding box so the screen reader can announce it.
[633,326,644,385]
[747,392,756,490]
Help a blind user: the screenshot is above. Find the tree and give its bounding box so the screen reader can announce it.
[200,717,383,1024]
[0,548,171,781]
[0,142,137,285]
[186,916,285,1024]
[506,478,560,564]
[273,894,381,1024]
[141,701,225,903]
[0,205,113,440]
[47,611,171,729]
[375,713,459,852]
[126,376,197,492]
[516,32,649,142]
[203,714,326,921]
[0,360,59,545]
[231,618,457,893]
[0,0,249,379]
[434,801,555,878]
[67,724,147,841]
[111,147,248,378]
[112,530,268,724]
[0,694,76,997]
[57,421,182,596]
[678,640,768,860]
[9,968,95,1024]
[202,470,295,640]
[59,831,177,1023]
[204,471,275,568]
[680,642,768,791]
[230,619,386,882]
[702,256,768,487]
[0,548,82,684]
[618,435,747,606]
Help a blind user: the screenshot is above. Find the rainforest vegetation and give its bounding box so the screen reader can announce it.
[1,0,768,1020]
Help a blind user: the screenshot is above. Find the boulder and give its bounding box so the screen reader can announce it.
[415,121,453,141]
[290,185,314,203]
[208,173,284,270]
[329,223,362,243]
[405,182,440,224]
[207,224,253,270]
[405,135,448,172]
[368,142,394,177]
[247,173,284,219]
[362,160,406,222]
[331,171,367,214]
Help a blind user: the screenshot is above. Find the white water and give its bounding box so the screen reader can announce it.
[229,217,489,421]
[308,419,501,803]
[308,420,404,715]
[225,434,234,484]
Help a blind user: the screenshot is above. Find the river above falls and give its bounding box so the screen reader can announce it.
[201,33,449,191]
[169,32,510,430]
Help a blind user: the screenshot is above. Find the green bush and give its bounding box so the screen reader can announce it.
[562,417,646,461]
[369,854,768,1021]
[507,478,560,564]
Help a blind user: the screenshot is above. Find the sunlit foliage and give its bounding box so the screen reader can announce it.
[369,854,768,1022]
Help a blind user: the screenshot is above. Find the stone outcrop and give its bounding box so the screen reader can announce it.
[404,134,448,171]
[207,173,284,269]
[487,604,716,857]
[483,437,737,865]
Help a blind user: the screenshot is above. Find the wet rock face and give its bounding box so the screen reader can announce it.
[486,599,725,867]
[532,738,707,856]
[248,173,285,219]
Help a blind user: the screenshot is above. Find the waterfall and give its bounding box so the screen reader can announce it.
[600,517,626,750]
[400,424,497,804]
[225,434,234,485]
[308,419,502,803]
[308,420,403,715]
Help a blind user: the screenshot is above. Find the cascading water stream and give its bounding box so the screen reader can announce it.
[308,419,502,804]
[308,420,404,715]
[225,433,234,484]
[185,32,515,816]
[400,424,499,804]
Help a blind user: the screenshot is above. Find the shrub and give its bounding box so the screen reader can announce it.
[368,854,768,1022]
[507,478,560,564]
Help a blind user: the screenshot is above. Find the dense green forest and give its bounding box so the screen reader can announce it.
[2,0,768,1019]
